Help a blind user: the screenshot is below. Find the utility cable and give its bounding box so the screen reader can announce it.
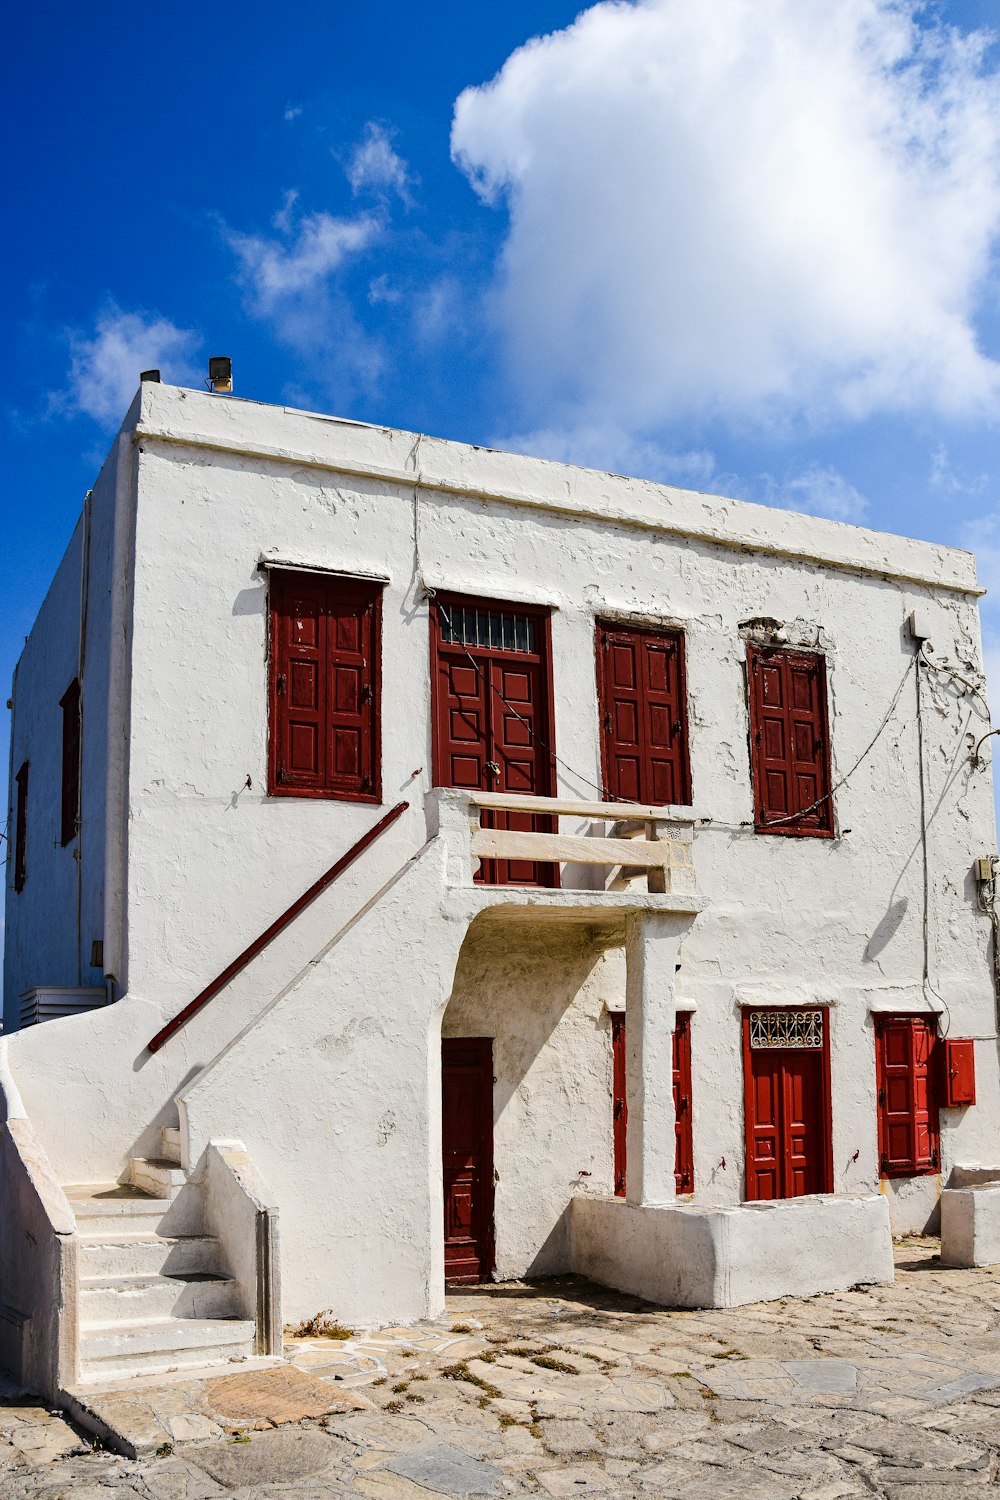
[915,651,953,1035]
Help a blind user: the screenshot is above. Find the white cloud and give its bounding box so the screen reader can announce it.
[229,209,379,313]
[61,304,200,426]
[347,122,413,203]
[930,443,990,498]
[767,464,870,523]
[284,104,303,122]
[452,0,1000,436]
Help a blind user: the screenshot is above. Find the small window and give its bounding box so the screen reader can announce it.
[13,762,28,892]
[597,623,692,805]
[875,1015,940,1176]
[747,644,833,836]
[269,570,381,802]
[60,678,81,846]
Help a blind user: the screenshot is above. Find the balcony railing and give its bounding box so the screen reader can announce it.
[428,788,696,894]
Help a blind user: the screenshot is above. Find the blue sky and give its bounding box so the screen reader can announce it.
[4,0,1000,919]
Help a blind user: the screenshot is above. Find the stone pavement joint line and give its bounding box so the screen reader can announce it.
[5,1240,1000,1496]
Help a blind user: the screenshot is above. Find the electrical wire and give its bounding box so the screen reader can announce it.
[915,651,952,1035]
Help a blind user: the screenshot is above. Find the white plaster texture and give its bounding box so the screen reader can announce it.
[2,381,999,1338]
[941,1181,1000,1266]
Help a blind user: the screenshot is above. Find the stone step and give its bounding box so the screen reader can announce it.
[79,1234,224,1278]
[80,1272,242,1322]
[160,1127,182,1165]
[130,1157,186,1199]
[79,1317,255,1380]
[66,1185,172,1237]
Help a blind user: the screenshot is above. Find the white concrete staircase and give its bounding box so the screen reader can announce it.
[66,1127,255,1384]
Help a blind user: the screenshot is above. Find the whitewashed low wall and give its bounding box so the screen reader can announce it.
[941,1182,1000,1267]
[201,1142,281,1354]
[571,1192,893,1307]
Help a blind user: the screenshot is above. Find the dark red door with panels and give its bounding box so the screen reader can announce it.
[598,623,692,806]
[442,1038,494,1283]
[747,645,832,836]
[875,1015,940,1176]
[744,1008,832,1200]
[269,569,380,801]
[611,1012,694,1197]
[431,595,557,886]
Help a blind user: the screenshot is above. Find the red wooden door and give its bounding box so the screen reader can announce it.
[442,1038,494,1283]
[598,624,691,805]
[673,1013,694,1194]
[610,1012,693,1197]
[875,1015,940,1176]
[744,1010,831,1200]
[432,596,557,886]
[612,1015,627,1197]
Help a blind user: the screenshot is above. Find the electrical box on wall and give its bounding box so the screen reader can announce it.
[942,1038,976,1107]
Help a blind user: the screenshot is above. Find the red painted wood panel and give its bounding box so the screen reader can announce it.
[442,1037,494,1283]
[943,1038,976,1108]
[747,646,832,836]
[59,678,81,847]
[431,594,557,887]
[673,1012,694,1194]
[598,624,691,806]
[876,1015,940,1175]
[610,1012,694,1197]
[743,1010,831,1200]
[269,570,381,801]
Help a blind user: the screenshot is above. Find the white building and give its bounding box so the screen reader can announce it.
[2,379,999,1402]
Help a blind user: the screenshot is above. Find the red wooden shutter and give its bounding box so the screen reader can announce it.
[13,762,28,893]
[598,624,692,805]
[269,571,380,801]
[748,645,832,836]
[876,1015,940,1176]
[612,1014,627,1197]
[60,678,81,847]
[673,1012,694,1194]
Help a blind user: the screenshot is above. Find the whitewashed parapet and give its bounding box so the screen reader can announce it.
[426,787,698,894]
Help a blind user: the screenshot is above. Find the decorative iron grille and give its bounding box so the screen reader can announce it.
[440,605,536,655]
[748,1009,824,1050]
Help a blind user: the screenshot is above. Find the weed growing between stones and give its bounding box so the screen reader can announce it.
[291,1311,354,1339]
[441,1361,502,1399]
[155,1444,173,1459]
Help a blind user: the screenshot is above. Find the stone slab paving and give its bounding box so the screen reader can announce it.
[9,1240,1000,1495]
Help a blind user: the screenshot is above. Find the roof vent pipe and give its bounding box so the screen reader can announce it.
[140,369,161,383]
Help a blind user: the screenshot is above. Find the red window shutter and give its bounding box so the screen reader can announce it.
[748,645,832,836]
[611,1014,627,1197]
[13,761,28,893]
[60,678,81,847]
[598,624,692,806]
[876,1015,940,1176]
[269,571,381,801]
[673,1012,694,1194]
[942,1038,976,1108]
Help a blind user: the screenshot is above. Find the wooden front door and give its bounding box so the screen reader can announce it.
[431,595,557,886]
[744,1009,832,1200]
[611,1012,694,1198]
[442,1038,494,1283]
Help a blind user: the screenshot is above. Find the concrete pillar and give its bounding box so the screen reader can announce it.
[624,911,695,1208]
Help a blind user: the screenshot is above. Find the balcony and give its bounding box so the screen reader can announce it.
[427,788,704,937]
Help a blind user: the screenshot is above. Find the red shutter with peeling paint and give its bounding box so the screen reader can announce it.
[674,1012,694,1194]
[612,1014,627,1197]
[748,645,832,836]
[598,623,691,806]
[269,571,380,801]
[876,1015,940,1176]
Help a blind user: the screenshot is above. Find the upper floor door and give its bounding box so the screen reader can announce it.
[431,595,557,886]
[597,623,692,806]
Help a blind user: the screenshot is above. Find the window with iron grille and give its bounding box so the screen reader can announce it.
[748,1009,825,1049]
[439,605,537,655]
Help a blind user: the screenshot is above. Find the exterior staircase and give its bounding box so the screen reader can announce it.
[66,1127,256,1384]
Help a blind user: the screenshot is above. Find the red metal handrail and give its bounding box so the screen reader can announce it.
[146,800,409,1054]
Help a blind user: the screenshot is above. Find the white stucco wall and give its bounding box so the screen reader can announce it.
[4,382,999,1323]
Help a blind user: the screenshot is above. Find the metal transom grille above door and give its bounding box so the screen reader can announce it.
[431,592,557,887]
[749,1010,824,1050]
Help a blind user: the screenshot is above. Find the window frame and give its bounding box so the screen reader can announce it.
[60,677,81,847]
[13,761,28,893]
[746,643,834,838]
[267,569,383,804]
[596,620,693,808]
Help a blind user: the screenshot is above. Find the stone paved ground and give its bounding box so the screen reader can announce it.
[9,1240,1000,1496]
